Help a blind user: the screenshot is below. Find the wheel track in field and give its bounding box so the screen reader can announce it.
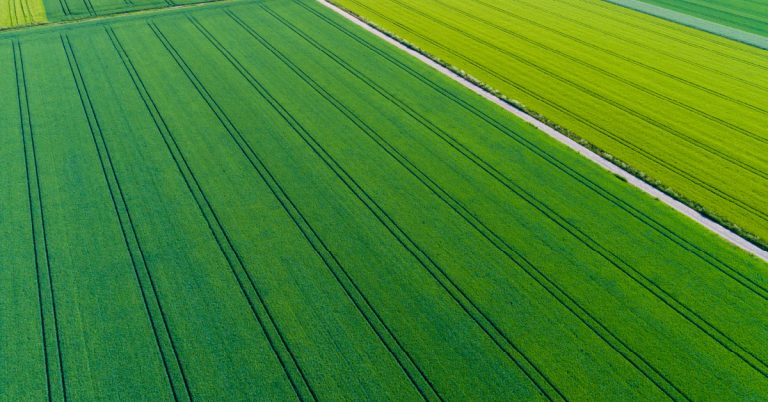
[385,0,768,178]
[511,0,768,93]
[57,0,72,19]
[149,19,442,401]
[11,0,29,26]
[9,0,22,27]
[188,13,565,402]
[60,33,190,402]
[311,0,768,380]
[438,0,768,140]
[254,6,693,399]
[568,0,768,68]
[15,0,23,25]
[13,40,67,402]
[296,0,768,305]
[17,0,29,25]
[84,0,96,17]
[337,0,768,227]
[104,25,316,402]
[9,0,17,27]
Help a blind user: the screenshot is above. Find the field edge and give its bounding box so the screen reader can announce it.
[323,0,768,257]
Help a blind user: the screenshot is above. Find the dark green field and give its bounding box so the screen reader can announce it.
[2,0,768,400]
[634,0,768,37]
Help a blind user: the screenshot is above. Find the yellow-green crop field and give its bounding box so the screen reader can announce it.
[0,0,46,27]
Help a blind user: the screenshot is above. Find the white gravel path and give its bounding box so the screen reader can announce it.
[317,0,768,262]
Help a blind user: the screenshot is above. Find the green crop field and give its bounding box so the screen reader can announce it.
[331,0,768,248]
[2,0,768,400]
[633,0,768,37]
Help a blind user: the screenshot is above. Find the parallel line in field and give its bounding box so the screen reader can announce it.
[14,0,22,24]
[13,40,68,402]
[18,0,28,23]
[150,19,441,401]
[11,0,17,25]
[309,1,768,379]
[11,0,20,26]
[84,0,96,17]
[565,0,768,69]
[301,0,768,328]
[61,0,70,17]
[387,0,768,179]
[259,7,690,399]
[439,0,768,138]
[104,25,316,402]
[56,0,71,18]
[338,0,768,225]
[23,0,32,21]
[13,40,48,402]
[188,13,565,402]
[512,0,768,94]
[60,33,191,402]
[9,0,17,26]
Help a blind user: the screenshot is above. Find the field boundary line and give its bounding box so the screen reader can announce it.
[105,25,316,402]
[332,0,768,228]
[317,0,768,262]
[154,16,441,401]
[601,0,768,51]
[13,40,67,402]
[297,0,768,313]
[60,33,190,402]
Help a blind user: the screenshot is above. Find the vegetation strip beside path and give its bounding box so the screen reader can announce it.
[318,0,768,263]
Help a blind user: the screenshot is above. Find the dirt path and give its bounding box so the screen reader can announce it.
[318,0,768,263]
